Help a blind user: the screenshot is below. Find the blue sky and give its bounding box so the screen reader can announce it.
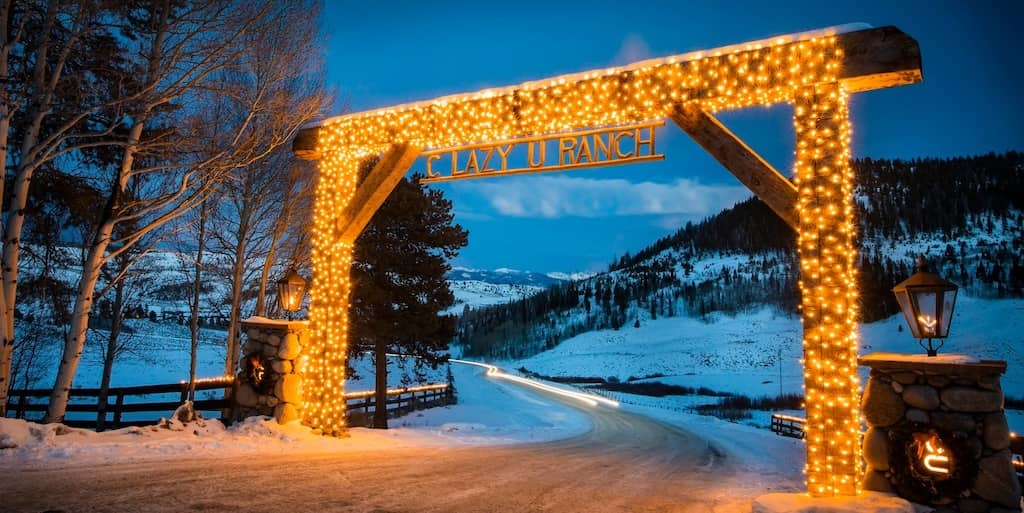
[322,0,1022,273]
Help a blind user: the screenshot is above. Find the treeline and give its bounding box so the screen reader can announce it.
[459,152,1024,359]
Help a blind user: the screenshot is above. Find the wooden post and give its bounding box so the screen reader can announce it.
[304,144,420,435]
[793,82,861,496]
[96,393,107,432]
[113,392,125,429]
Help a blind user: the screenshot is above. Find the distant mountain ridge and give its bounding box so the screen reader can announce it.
[448,267,568,288]
[446,267,592,313]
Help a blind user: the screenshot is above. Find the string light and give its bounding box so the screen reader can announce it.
[306,30,861,497]
[303,152,358,437]
[794,79,860,497]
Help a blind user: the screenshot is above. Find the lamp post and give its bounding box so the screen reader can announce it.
[891,255,959,356]
[276,268,307,320]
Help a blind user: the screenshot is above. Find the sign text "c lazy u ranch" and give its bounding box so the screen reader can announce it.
[418,121,664,183]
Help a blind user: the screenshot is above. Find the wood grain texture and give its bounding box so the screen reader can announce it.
[837,26,923,93]
[292,127,319,160]
[338,143,422,243]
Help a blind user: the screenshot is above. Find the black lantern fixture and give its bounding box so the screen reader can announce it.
[891,255,958,357]
[276,268,307,319]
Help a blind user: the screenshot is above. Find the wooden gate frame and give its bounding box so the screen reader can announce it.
[292,25,922,497]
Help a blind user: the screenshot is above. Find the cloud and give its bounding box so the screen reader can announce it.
[461,175,751,219]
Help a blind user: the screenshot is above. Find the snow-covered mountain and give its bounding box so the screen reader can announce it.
[448,267,585,287]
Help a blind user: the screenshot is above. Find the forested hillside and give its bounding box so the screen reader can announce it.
[457,152,1024,359]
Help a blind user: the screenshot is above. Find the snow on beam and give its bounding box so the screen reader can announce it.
[291,25,921,161]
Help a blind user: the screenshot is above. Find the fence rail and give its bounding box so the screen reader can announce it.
[5,380,452,431]
[345,384,454,427]
[6,378,236,430]
[770,413,806,440]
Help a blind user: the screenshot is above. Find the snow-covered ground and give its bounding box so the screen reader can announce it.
[514,296,1024,432]
[0,362,591,468]
[447,279,545,313]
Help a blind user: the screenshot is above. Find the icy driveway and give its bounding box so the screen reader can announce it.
[1,364,803,513]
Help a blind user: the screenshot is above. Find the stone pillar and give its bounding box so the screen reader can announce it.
[860,354,1020,512]
[233,317,308,424]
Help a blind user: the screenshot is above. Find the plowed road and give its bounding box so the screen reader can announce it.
[2,379,784,512]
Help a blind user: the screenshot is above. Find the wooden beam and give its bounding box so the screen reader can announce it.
[337,143,421,243]
[837,26,923,93]
[292,127,319,160]
[670,104,799,229]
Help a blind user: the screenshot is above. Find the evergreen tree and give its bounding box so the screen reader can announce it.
[350,171,468,429]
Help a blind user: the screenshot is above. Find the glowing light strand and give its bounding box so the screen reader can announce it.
[794,79,860,497]
[316,38,843,160]
[303,153,359,436]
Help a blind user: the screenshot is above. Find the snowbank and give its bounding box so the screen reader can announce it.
[1,363,590,469]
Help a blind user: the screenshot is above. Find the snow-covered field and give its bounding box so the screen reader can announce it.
[514,296,1024,432]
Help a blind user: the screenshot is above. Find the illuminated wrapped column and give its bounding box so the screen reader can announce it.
[793,82,861,496]
[303,149,360,436]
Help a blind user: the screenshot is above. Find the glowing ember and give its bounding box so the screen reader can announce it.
[248,354,266,387]
[914,432,952,476]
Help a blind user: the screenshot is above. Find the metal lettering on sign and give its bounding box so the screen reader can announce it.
[418,121,664,183]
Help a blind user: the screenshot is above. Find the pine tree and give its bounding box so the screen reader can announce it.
[350,172,468,429]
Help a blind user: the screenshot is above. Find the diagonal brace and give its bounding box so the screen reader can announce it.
[338,143,422,243]
[670,104,798,229]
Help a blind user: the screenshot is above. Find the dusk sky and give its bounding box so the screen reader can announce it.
[322,0,1022,274]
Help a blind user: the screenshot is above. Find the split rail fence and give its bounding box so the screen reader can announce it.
[5,379,452,430]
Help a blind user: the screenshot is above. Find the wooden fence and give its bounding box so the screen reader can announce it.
[5,379,453,431]
[769,413,806,440]
[5,378,235,430]
[344,384,454,427]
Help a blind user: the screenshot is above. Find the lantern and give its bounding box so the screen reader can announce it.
[276,268,307,318]
[892,255,958,356]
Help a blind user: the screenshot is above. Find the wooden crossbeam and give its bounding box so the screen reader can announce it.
[292,129,319,161]
[670,104,799,229]
[338,143,421,243]
[836,26,923,93]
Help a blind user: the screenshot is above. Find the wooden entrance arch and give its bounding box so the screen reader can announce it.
[292,24,922,497]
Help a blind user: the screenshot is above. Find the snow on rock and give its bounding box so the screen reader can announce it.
[752,492,915,513]
[859,352,981,364]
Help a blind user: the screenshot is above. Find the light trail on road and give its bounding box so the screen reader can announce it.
[450,358,619,408]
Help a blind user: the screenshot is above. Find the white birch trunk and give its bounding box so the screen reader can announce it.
[0,0,14,415]
[188,201,208,401]
[224,215,249,378]
[44,223,111,422]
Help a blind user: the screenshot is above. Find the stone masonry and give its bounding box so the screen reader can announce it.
[232,317,308,425]
[860,354,1020,513]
